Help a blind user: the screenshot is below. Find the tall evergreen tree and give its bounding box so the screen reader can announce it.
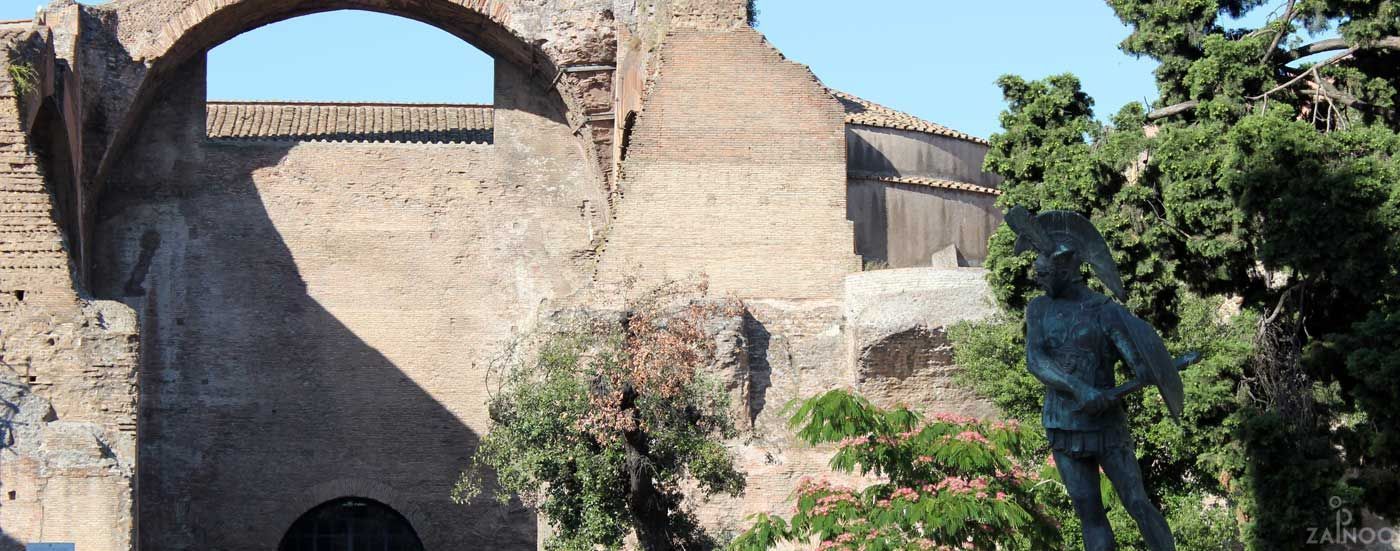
[957,1,1400,548]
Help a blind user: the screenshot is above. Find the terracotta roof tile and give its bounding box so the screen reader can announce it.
[205,101,493,143]
[849,172,1001,196]
[833,90,989,145]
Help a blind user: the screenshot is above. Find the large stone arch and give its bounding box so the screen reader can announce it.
[77,0,618,275]
[64,2,619,549]
[139,0,526,68]
[105,0,615,159]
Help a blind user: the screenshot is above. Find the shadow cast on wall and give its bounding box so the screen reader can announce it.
[87,53,585,542]
[742,310,772,426]
[845,130,1001,269]
[845,130,894,267]
[93,136,534,548]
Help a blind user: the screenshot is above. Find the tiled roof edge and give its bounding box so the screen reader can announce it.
[849,172,1002,196]
[832,90,990,145]
[206,100,494,109]
[206,136,492,145]
[206,102,494,143]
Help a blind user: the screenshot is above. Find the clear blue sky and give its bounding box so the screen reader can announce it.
[1,1,1290,139]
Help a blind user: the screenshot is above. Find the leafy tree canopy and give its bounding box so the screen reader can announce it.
[958,0,1400,548]
[732,390,1064,551]
[456,284,746,551]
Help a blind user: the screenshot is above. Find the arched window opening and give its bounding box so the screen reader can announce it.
[278,497,424,551]
[205,10,494,144]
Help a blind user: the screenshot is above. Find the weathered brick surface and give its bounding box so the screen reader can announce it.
[0,300,139,551]
[0,25,73,300]
[2,2,1014,549]
[1,25,140,551]
[90,54,604,549]
[597,28,860,300]
[79,0,619,223]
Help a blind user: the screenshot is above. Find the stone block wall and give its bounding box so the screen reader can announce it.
[843,267,999,416]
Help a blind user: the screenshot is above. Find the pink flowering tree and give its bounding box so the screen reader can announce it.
[730,389,1063,551]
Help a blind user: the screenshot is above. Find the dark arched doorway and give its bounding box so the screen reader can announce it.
[278,498,425,551]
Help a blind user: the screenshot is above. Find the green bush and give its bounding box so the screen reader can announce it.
[731,390,1063,551]
[7,62,37,99]
[457,285,746,551]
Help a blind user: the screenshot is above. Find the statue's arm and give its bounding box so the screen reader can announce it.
[1025,298,1091,399]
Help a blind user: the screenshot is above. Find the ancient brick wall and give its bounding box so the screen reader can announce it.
[0,26,72,300]
[90,54,605,549]
[1,24,141,551]
[0,299,139,551]
[78,0,619,224]
[0,2,1013,549]
[597,27,860,300]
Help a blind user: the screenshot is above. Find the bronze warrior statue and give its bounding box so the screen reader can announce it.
[1006,207,1195,551]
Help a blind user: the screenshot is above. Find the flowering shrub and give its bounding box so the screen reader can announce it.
[730,390,1061,550]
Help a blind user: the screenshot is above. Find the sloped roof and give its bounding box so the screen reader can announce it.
[833,90,988,145]
[205,101,493,143]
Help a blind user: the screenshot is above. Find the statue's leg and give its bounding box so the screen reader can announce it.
[1053,450,1115,551]
[1100,445,1175,551]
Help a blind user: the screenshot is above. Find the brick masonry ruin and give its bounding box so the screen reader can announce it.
[0,0,1003,549]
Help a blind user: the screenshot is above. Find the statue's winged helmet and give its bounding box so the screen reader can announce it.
[1005,206,1126,302]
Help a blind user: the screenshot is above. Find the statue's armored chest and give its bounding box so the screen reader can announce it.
[1040,300,1107,378]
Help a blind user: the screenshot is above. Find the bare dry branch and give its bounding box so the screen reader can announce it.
[1283,36,1400,61]
[1137,35,1400,122]
[1262,0,1297,62]
[1248,49,1355,100]
[1147,100,1200,120]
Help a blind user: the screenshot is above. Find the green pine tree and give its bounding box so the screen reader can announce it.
[953,1,1400,549]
